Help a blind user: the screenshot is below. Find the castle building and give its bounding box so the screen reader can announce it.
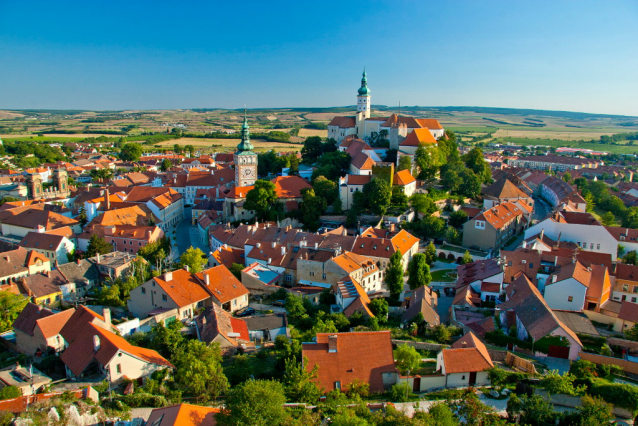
[327,70,445,148]
[26,169,70,200]
[233,112,258,188]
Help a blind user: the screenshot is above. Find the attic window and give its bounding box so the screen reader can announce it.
[386,247,390,251]
[360,244,364,248]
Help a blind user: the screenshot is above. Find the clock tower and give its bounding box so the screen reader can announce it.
[234,111,258,187]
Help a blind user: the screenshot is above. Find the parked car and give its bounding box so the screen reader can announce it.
[234,307,256,317]
[272,300,286,307]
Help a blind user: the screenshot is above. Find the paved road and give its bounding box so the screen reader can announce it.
[532,196,552,221]
[174,207,209,258]
[249,302,286,313]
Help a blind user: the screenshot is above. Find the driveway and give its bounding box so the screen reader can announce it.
[249,302,286,313]
[537,356,571,374]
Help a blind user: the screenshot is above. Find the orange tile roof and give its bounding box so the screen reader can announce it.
[146,403,220,426]
[618,301,638,323]
[443,347,493,374]
[391,229,420,255]
[226,185,254,199]
[474,202,524,230]
[400,128,437,147]
[35,308,76,339]
[585,264,610,302]
[331,251,375,275]
[271,176,312,199]
[416,118,444,130]
[302,331,396,393]
[196,265,249,305]
[394,170,416,186]
[153,269,211,308]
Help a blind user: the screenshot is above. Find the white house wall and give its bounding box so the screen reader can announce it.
[544,278,587,311]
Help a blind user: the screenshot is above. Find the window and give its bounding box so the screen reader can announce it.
[322,273,327,280]
[568,296,573,302]
[590,243,594,250]
[596,244,600,250]
[116,364,121,374]
[141,287,146,294]
[582,242,586,248]
[529,263,533,269]
[334,381,341,390]
[634,286,638,294]
[633,297,637,303]
[162,294,168,302]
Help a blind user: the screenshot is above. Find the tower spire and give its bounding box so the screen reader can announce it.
[237,109,253,152]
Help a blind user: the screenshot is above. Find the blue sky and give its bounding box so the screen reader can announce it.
[1,1,637,115]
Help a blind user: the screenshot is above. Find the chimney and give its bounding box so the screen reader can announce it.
[93,335,101,351]
[268,258,272,264]
[46,270,50,278]
[389,223,396,233]
[184,265,189,272]
[462,341,467,348]
[105,225,116,235]
[202,316,206,325]
[76,258,81,265]
[281,246,286,256]
[205,274,210,286]
[522,240,527,249]
[147,230,152,239]
[103,308,111,326]
[552,275,558,283]
[36,225,45,234]
[164,271,173,281]
[540,228,545,241]
[555,232,562,249]
[314,242,318,249]
[328,335,338,353]
[271,241,276,248]
[105,188,110,210]
[96,253,101,264]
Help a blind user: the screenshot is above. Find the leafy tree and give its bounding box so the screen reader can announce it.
[394,344,420,375]
[506,393,557,426]
[368,298,388,321]
[409,193,436,215]
[312,175,338,206]
[285,293,307,322]
[458,169,482,199]
[362,178,392,216]
[137,237,171,271]
[390,187,409,210]
[283,357,321,403]
[86,234,112,257]
[397,155,411,172]
[425,241,437,265]
[623,207,638,228]
[229,263,244,280]
[311,151,351,181]
[601,211,615,226]
[460,250,473,265]
[563,172,572,183]
[147,320,185,359]
[623,250,638,265]
[444,226,462,245]
[414,402,458,426]
[0,386,20,401]
[300,188,326,232]
[420,215,445,239]
[569,359,598,379]
[431,324,452,343]
[244,180,279,221]
[414,146,440,180]
[301,136,323,163]
[572,395,614,426]
[0,292,27,333]
[440,160,464,193]
[384,250,404,299]
[449,210,469,229]
[463,147,491,183]
[216,379,288,426]
[179,246,207,273]
[172,340,229,402]
[119,142,143,162]
[160,158,173,171]
[407,253,431,290]
[452,391,508,426]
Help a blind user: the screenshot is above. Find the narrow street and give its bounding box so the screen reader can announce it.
[174,207,209,259]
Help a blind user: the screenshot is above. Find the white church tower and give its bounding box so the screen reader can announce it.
[355,69,371,137]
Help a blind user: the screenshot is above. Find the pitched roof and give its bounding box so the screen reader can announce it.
[344,174,371,186]
[482,177,529,200]
[443,331,493,374]
[196,265,249,305]
[57,259,100,285]
[473,202,524,230]
[615,263,638,282]
[35,308,76,339]
[547,261,591,288]
[0,209,78,230]
[351,151,375,170]
[399,128,437,147]
[12,303,54,336]
[59,305,115,344]
[328,116,356,128]
[152,269,211,308]
[402,285,439,325]
[500,274,582,345]
[394,170,416,186]
[22,270,66,298]
[586,264,610,302]
[146,403,220,426]
[618,301,638,323]
[302,331,396,393]
[456,259,502,288]
[19,232,67,251]
[416,118,444,130]
[271,176,312,199]
[61,322,173,376]
[330,251,376,275]
[195,304,249,346]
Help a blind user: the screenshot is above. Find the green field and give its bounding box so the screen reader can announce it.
[492,137,638,154]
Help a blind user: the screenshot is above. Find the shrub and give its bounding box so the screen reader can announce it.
[388,383,412,402]
[345,379,369,399]
[589,381,638,413]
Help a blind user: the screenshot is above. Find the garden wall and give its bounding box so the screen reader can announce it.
[535,389,633,419]
[391,340,447,352]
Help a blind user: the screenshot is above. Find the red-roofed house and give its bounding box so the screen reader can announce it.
[463,202,527,251]
[393,170,417,197]
[338,174,372,211]
[13,303,75,355]
[436,331,493,387]
[145,403,220,426]
[194,304,249,353]
[302,331,397,393]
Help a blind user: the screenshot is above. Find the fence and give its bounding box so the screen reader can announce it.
[578,351,638,375]
[487,349,507,362]
[506,351,538,375]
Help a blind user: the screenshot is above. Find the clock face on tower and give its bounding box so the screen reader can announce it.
[243,167,254,177]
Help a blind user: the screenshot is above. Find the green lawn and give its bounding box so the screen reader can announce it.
[430,269,456,282]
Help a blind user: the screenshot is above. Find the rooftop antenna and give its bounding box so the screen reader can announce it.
[398,101,401,118]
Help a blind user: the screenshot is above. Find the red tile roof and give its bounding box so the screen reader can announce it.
[399,129,437,147]
[12,303,54,336]
[474,202,524,230]
[302,331,396,393]
[146,403,220,426]
[328,116,356,128]
[394,170,416,186]
[153,269,211,308]
[443,331,494,374]
[618,301,638,323]
[196,265,249,305]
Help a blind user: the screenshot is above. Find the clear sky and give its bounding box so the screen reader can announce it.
[1,1,637,115]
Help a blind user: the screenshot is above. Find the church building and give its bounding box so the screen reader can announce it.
[327,70,446,148]
[234,112,258,188]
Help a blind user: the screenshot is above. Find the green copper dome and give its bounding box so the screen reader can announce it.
[358,69,370,96]
[236,112,254,152]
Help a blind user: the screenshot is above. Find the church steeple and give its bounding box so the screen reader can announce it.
[236,110,254,152]
[358,68,370,96]
[356,68,371,119]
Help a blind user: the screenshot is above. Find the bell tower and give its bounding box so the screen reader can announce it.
[355,69,371,138]
[233,111,258,187]
[26,173,43,200]
[53,169,70,197]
